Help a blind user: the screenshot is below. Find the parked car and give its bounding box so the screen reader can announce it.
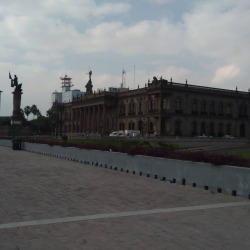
[198,134,208,138]
[109,131,126,137]
[109,131,119,137]
[125,130,141,138]
[223,135,235,139]
[197,134,213,139]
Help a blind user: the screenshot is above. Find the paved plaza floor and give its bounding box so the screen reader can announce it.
[0,145,250,250]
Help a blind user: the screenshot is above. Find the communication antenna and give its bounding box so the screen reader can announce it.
[121,69,126,88]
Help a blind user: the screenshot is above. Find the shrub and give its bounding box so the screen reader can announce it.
[18,137,250,168]
[61,135,68,143]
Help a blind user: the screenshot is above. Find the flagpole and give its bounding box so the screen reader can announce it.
[134,65,135,89]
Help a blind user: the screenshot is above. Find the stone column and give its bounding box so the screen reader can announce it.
[11,90,22,125]
[10,90,23,136]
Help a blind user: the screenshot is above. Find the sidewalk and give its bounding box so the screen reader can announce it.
[0,146,250,250]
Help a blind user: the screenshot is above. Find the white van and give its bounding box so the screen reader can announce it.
[125,130,141,137]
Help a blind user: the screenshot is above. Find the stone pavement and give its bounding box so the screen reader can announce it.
[0,146,250,250]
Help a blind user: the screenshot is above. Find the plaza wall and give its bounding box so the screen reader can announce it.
[0,139,249,199]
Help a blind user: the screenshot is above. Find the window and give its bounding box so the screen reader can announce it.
[175,120,182,136]
[175,97,182,114]
[132,103,136,113]
[150,122,154,132]
[139,101,143,112]
[239,103,247,117]
[226,123,231,135]
[226,104,232,116]
[218,102,224,115]
[129,103,132,113]
[218,123,224,137]
[120,104,126,115]
[128,103,135,114]
[201,100,206,114]
[106,118,109,129]
[192,99,198,113]
[209,122,215,136]
[162,98,168,110]
[128,122,135,130]
[191,121,197,136]
[209,101,215,114]
[240,123,245,137]
[200,122,206,135]
[149,100,154,110]
[176,98,182,111]
[119,122,125,131]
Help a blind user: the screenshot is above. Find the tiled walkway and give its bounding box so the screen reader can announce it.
[0,146,250,250]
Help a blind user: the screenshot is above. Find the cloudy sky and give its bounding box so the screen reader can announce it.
[0,0,250,116]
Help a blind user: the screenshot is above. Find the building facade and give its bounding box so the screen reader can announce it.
[56,76,250,138]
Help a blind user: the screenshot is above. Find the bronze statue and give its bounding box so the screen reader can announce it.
[9,72,22,91]
[85,70,93,96]
[88,70,92,80]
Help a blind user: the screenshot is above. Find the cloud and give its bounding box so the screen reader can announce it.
[0,0,131,20]
[1,0,250,117]
[146,0,170,4]
[184,0,250,59]
[76,19,184,55]
[211,64,240,85]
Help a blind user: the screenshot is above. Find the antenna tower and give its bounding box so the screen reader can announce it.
[60,75,73,92]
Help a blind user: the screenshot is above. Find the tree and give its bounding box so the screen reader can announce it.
[46,107,57,135]
[29,115,50,135]
[24,106,31,120]
[30,104,41,120]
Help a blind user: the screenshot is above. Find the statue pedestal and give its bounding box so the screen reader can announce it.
[10,90,23,136]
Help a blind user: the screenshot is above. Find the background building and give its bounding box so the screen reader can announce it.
[51,75,84,104]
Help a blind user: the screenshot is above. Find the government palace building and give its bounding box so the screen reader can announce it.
[52,72,250,138]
